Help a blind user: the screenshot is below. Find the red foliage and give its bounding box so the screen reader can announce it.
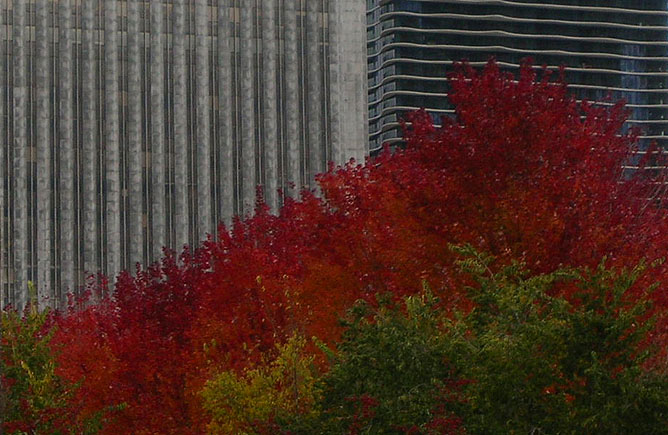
[46,60,667,432]
[347,394,380,435]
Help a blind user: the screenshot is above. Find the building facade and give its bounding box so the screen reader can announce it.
[368,0,668,152]
[0,0,368,309]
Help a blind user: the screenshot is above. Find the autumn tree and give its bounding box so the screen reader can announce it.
[39,60,668,433]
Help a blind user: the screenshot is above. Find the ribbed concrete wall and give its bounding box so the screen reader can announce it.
[0,0,368,309]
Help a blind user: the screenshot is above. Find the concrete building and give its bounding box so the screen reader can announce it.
[0,0,368,309]
[368,0,668,152]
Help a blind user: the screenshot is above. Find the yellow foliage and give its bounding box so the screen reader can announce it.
[201,335,320,434]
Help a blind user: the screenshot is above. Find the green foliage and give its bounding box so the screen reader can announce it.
[280,248,668,434]
[445,245,668,434]
[201,335,320,434]
[0,283,70,434]
[283,290,464,434]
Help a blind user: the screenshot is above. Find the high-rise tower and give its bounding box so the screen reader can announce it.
[368,0,668,152]
[0,0,368,309]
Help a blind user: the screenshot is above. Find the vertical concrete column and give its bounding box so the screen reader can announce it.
[217,0,234,223]
[151,0,167,259]
[0,17,5,305]
[82,0,99,276]
[326,0,340,163]
[328,0,368,163]
[35,0,52,305]
[172,0,189,250]
[283,0,301,196]
[240,0,256,214]
[195,0,212,239]
[262,0,279,211]
[306,0,323,181]
[105,0,122,280]
[59,0,76,298]
[13,0,28,309]
[127,0,144,268]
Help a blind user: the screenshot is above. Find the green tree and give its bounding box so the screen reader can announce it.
[284,291,464,434]
[0,283,68,434]
[283,247,668,434]
[445,246,668,434]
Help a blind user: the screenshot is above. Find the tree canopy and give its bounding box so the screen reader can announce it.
[2,61,667,433]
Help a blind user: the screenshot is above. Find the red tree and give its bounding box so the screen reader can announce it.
[44,61,667,433]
